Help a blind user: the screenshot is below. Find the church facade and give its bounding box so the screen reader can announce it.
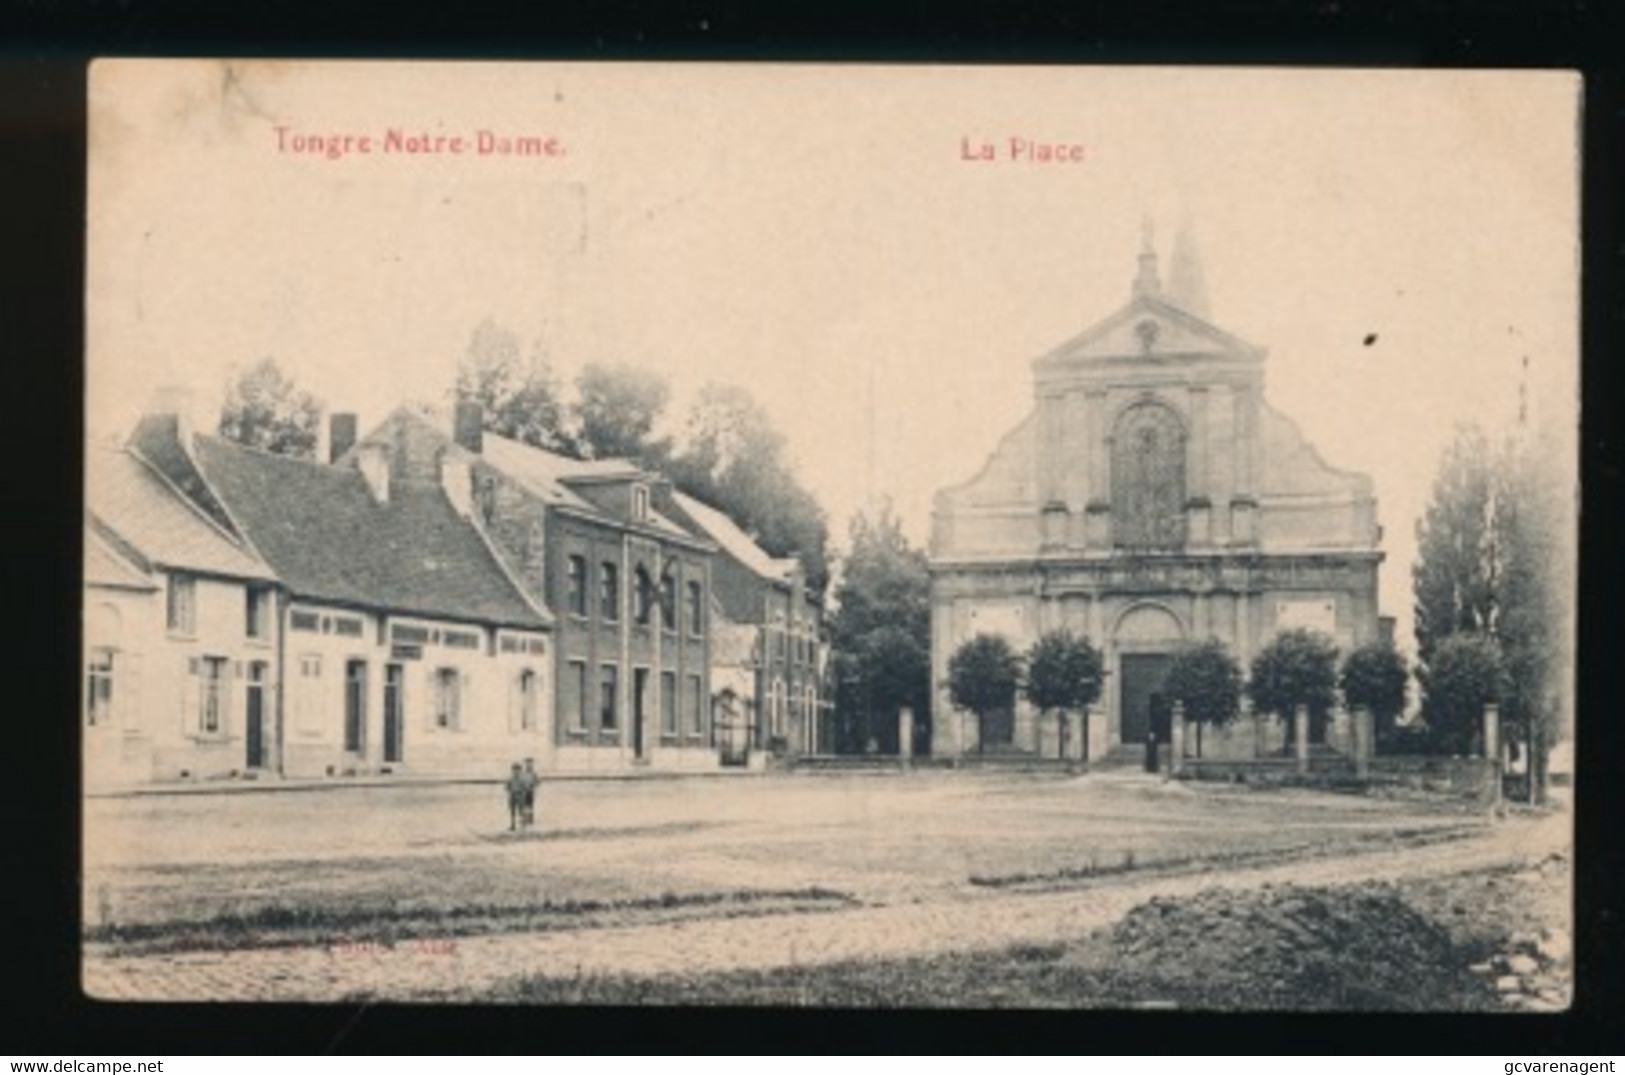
[928,231,1384,758]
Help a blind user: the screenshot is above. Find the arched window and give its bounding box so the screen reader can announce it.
[633,566,655,625]
[1111,401,1187,549]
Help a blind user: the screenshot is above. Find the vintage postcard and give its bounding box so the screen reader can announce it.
[83,60,1578,1008]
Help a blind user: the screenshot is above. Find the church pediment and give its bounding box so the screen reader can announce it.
[1034,294,1263,372]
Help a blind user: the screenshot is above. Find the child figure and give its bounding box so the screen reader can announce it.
[521,757,538,829]
[505,762,526,831]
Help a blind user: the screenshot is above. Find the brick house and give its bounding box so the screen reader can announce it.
[666,491,828,759]
[350,405,720,772]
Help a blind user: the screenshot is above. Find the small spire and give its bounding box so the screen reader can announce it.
[1165,223,1211,318]
[1133,216,1161,300]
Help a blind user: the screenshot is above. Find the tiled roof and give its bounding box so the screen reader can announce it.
[84,528,159,591]
[672,491,794,582]
[86,446,274,581]
[190,435,549,630]
[481,432,703,541]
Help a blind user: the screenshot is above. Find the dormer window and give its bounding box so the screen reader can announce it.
[632,484,650,522]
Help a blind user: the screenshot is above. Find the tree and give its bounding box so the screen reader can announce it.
[1420,633,1506,756]
[1163,638,1243,757]
[1492,431,1567,799]
[1023,631,1104,758]
[573,361,672,467]
[827,503,931,754]
[670,383,831,596]
[456,319,575,454]
[1247,628,1340,747]
[218,358,322,459]
[1412,424,1497,667]
[1340,640,1410,746]
[947,634,1022,754]
[1412,418,1572,795]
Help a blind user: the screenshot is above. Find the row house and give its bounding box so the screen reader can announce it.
[86,401,555,787]
[84,444,281,786]
[349,405,722,773]
[666,492,828,758]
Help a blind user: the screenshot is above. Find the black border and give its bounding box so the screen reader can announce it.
[6,1,1622,1055]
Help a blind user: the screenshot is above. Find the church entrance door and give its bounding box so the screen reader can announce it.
[1119,653,1173,749]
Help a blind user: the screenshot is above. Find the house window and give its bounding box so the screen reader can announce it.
[660,574,677,631]
[433,668,462,730]
[600,562,620,621]
[245,587,272,640]
[633,484,649,521]
[599,664,619,731]
[566,555,588,616]
[566,660,588,732]
[297,654,323,733]
[634,566,655,625]
[86,648,115,727]
[197,656,227,736]
[518,669,540,731]
[166,575,196,635]
[687,580,704,636]
[660,671,677,735]
[686,674,704,736]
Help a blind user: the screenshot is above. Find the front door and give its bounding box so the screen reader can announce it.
[1119,653,1173,748]
[344,659,367,756]
[245,661,267,768]
[383,663,404,763]
[632,668,649,759]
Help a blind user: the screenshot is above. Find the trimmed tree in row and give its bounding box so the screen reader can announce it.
[1024,630,1105,759]
[945,633,1023,753]
[1247,628,1341,749]
[1163,638,1243,757]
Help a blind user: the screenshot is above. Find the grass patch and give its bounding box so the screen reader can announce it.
[87,886,858,956]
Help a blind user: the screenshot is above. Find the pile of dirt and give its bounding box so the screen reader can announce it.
[1069,881,1499,1010]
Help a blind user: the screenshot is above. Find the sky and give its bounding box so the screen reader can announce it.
[87,62,1580,655]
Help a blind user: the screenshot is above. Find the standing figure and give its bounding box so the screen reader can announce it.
[505,762,526,832]
[521,757,539,829]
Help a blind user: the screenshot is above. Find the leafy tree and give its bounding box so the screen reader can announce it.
[1412,424,1497,667]
[456,319,576,454]
[947,634,1022,754]
[827,503,931,753]
[1412,419,1571,795]
[670,383,830,596]
[1163,638,1243,757]
[1492,432,1566,797]
[217,358,322,459]
[1023,631,1103,758]
[1247,628,1340,747]
[1420,633,1507,756]
[573,361,672,467]
[1340,640,1410,745]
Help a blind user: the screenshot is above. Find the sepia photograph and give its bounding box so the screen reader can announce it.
[82,60,1578,1009]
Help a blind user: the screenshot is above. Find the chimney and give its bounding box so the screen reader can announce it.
[149,383,196,443]
[440,453,473,518]
[357,442,391,504]
[453,400,484,454]
[329,413,358,463]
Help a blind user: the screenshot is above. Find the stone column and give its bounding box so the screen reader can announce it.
[1353,706,1373,779]
[1484,702,1502,806]
[898,706,913,761]
[1294,704,1310,774]
[1170,701,1186,776]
